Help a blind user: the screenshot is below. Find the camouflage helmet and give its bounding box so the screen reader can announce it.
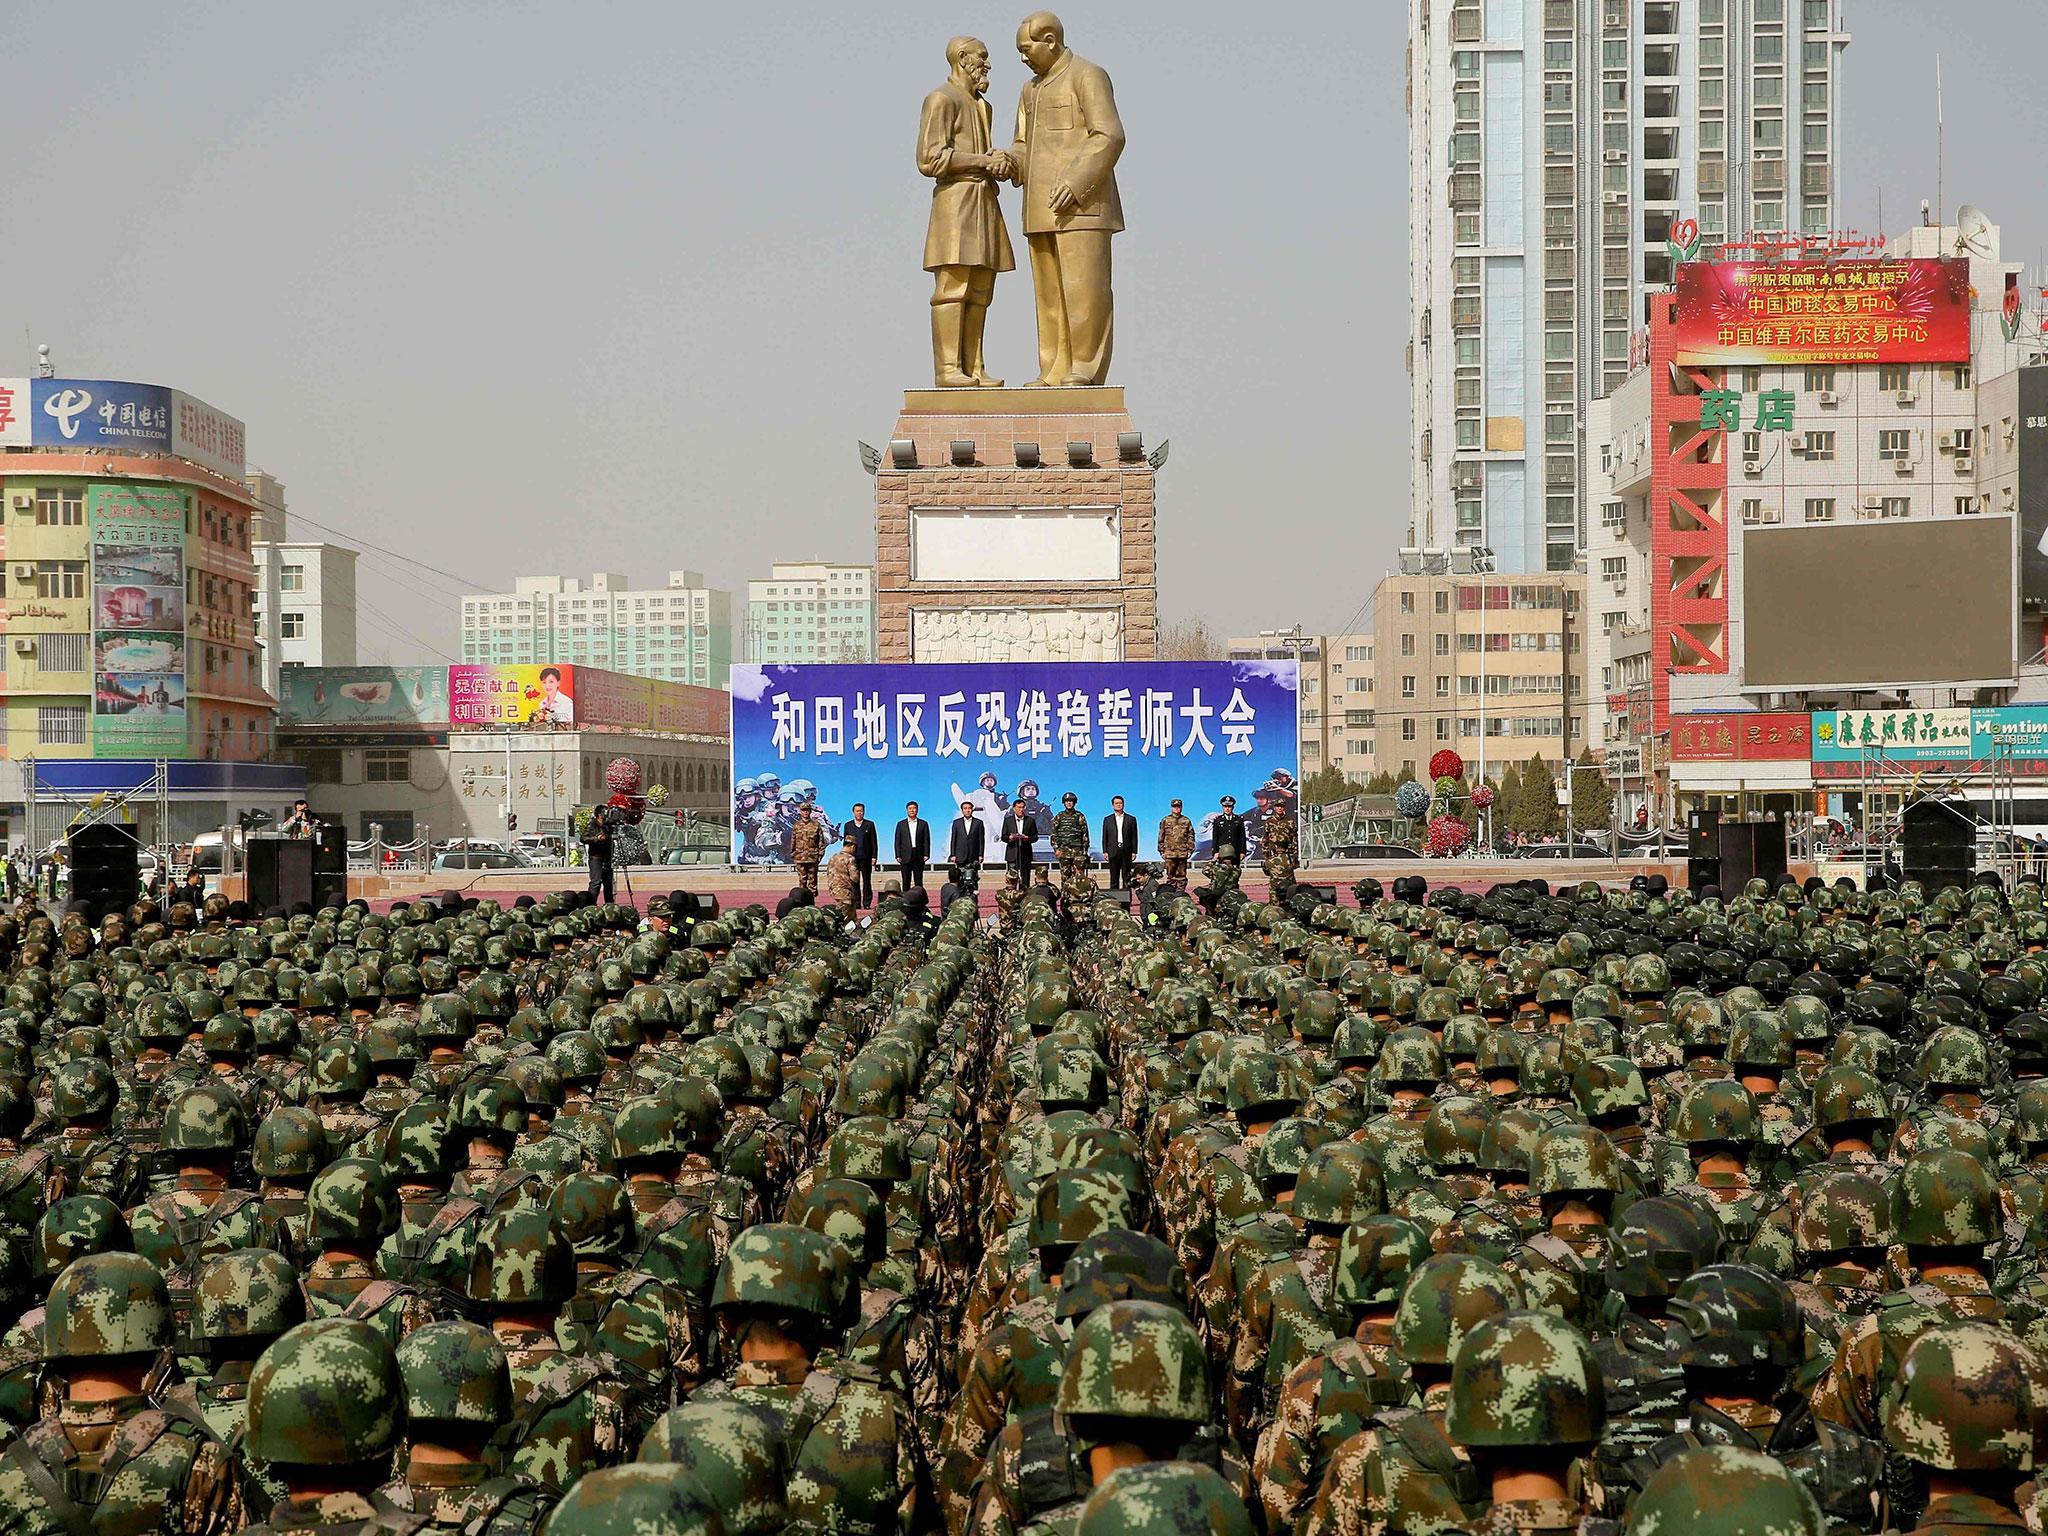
[1393,1252,1522,1366]
[1421,1095,1495,1170]
[1380,1027,1445,1089]
[467,1208,575,1308]
[1028,1169,1135,1254]
[44,1251,174,1359]
[789,1177,886,1268]
[310,1038,371,1098]
[1055,1230,1193,1322]
[307,1157,399,1248]
[1055,1299,1210,1426]
[1608,1197,1725,1303]
[1892,1148,2000,1248]
[1810,1066,1892,1131]
[194,1248,304,1342]
[397,1319,511,1426]
[452,1075,527,1141]
[1667,1263,1801,1371]
[383,1100,456,1182]
[612,1095,685,1163]
[710,1223,840,1322]
[1886,1321,2044,1472]
[1571,1056,1647,1119]
[823,1116,910,1184]
[1918,1024,1992,1089]
[1292,1141,1386,1226]
[549,1174,635,1264]
[1076,1463,1253,1536]
[1628,1447,1824,1536]
[252,1105,328,1180]
[1531,1126,1624,1199]
[1671,1080,1759,1147]
[1794,1169,1892,1258]
[1446,1311,1605,1448]
[34,1196,131,1282]
[246,1318,403,1466]
[162,1081,249,1154]
[636,1399,788,1536]
[50,1058,116,1122]
[542,1464,723,1536]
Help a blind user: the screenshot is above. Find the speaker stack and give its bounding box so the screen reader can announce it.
[312,823,349,910]
[1715,815,1788,890]
[1686,809,1721,892]
[246,837,314,911]
[66,825,140,922]
[1900,800,1975,892]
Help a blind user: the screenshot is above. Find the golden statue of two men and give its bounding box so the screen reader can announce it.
[918,11,1124,388]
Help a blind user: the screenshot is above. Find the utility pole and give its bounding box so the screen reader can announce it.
[1561,592,1574,853]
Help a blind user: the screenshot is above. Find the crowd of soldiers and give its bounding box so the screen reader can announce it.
[3,855,2048,1536]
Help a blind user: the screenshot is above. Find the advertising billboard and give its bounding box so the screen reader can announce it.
[729,660,1300,865]
[1670,712,1812,762]
[0,379,244,476]
[1811,707,1973,763]
[2021,369,2048,612]
[450,664,579,727]
[280,666,450,728]
[88,483,188,758]
[1742,517,2015,690]
[1673,258,1971,366]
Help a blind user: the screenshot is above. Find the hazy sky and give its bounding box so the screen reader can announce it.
[3,1,2037,661]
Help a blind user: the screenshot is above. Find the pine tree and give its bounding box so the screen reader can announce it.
[1518,754,1563,837]
[1570,748,1614,834]
[1363,770,1399,795]
[1301,765,1354,806]
[1493,764,1523,837]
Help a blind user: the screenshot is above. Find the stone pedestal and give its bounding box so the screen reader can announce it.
[874,386,1157,663]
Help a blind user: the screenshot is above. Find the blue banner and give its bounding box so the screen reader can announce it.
[730,660,1300,865]
[32,378,173,452]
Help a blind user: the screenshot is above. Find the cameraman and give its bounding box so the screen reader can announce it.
[582,802,618,903]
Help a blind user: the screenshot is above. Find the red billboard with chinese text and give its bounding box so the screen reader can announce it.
[1673,258,1971,366]
[1670,712,1812,763]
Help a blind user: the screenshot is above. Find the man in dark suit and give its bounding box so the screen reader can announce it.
[844,802,880,907]
[1001,801,1039,888]
[894,800,932,891]
[1102,794,1138,891]
[1211,794,1248,866]
[948,799,986,892]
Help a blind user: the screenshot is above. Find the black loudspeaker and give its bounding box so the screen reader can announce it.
[1687,857,1722,891]
[311,822,348,909]
[1900,800,1976,891]
[1687,808,1721,859]
[247,838,314,912]
[1715,818,1787,890]
[67,824,140,920]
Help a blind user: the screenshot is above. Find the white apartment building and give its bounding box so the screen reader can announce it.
[1408,0,1849,571]
[244,472,360,699]
[460,571,735,688]
[1228,633,1379,782]
[746,562,876,664]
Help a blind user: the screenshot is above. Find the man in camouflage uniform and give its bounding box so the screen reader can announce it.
[791,806,827,893]
[238,1318,414,1534]
[1158,801,1196,892]
[383,1320,556,1535]
[0,1252,242,1536]
[1051,794,1092,917]
[1259,800,1299,896]
[826,833,863,914]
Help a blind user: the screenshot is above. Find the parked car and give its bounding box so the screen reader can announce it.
[512,834,564,866]
[1331,842,1422,859]
[433,850,524,871]
[1513,839,1612,859]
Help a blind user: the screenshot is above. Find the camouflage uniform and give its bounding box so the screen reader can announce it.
[1158,814,1196,892]
[792,817,827,892]
[1261,810,1299,891]
[1051,808,1091,915]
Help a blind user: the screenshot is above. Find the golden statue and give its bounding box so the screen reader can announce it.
[1008,11,1125,386]
[919,36,1015,388]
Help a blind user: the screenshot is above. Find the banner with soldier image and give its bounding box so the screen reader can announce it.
[729,659,1299,865]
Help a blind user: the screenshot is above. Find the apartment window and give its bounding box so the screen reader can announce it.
[34,561,86,599]
[1878,429,1913,462]
[278,564,305,592]
[1434,633,1450,657]
[1953,365,1972,390]
[1803,497,1836,523]
[1877,497,1911,519]
[38,706,86,747]
[1399,592,1415,615]
[34,488,83,526]
[1740,499,1780,525]
[1435,719,1452,742]
[364,749,411,784]
[1700,121,1724,152]
[1954,428,1975,454]
[1435,676,1451,699]
[1401,719,1417,742]
[1601,501,1625,532]
[1435,591,1450,615]
[1803,431,1835,461]
[1956,496,1980,515]
[1740,368,1763,393]
[1400,633,1415,657]
[37,633,88,672]
[281,612,306,639]
[1877,365,1912,392]
[1345,646,1370,662]
[1401,676,1416,699]
[1600,557,1627,581]
[1804,367,1835,392]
